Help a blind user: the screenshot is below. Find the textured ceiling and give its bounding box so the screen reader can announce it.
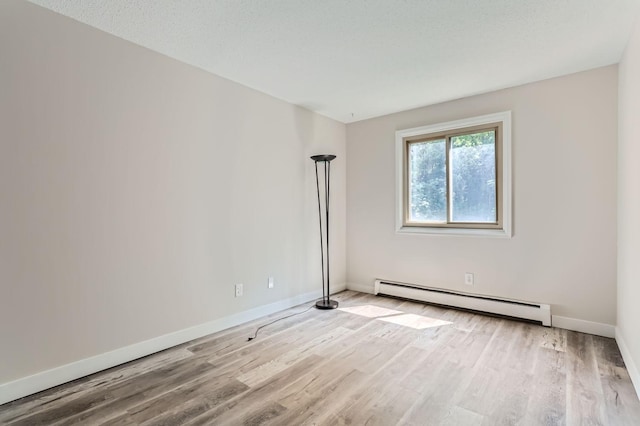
[27,0,640,123]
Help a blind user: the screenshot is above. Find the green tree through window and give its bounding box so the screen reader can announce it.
[450,131,496,222]
[407,129,497,224]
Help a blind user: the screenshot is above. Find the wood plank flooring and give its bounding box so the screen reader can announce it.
[1,291,639,425]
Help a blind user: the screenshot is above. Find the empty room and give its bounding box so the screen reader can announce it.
[2,0,640,424]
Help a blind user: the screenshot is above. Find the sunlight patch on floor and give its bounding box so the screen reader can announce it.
[378,313,452,330]
[338,304,452,330]
[338,305,402,318]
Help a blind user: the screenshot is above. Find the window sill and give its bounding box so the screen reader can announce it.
[396,225,512,238]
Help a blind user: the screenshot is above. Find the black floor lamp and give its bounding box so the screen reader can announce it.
[311,154,338,310]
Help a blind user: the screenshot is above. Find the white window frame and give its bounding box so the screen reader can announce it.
[395,111,512,238]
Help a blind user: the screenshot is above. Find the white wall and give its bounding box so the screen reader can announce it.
[617,16,640,393]
[346,66,618,326]
[0,0,346,390]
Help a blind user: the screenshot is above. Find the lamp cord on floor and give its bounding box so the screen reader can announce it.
[247,304,316,342]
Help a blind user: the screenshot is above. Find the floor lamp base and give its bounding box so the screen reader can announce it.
[315,299,339,310]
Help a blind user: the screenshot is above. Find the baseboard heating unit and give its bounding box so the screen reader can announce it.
[374,279,551,326]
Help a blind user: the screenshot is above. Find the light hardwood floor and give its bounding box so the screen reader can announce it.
[1,291,639,425]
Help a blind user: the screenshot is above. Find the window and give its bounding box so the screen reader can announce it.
[396,112,511,237]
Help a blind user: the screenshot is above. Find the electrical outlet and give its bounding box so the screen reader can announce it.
[235,283,243,297]
[464,273,474,286]
[268,276,274,289]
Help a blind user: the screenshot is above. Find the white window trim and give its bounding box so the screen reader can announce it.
[395,111,512,238]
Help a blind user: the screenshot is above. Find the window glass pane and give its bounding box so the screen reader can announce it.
[408,139,446,222]
[450,131,496,223]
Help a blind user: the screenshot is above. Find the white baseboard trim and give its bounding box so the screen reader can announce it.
[0,286,338,406]
[616,327,640,399]
[331,282,347,293]
[346,282,375,294]
[552,315,615,338]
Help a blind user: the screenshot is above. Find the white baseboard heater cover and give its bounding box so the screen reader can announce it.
[374,279,551,326]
